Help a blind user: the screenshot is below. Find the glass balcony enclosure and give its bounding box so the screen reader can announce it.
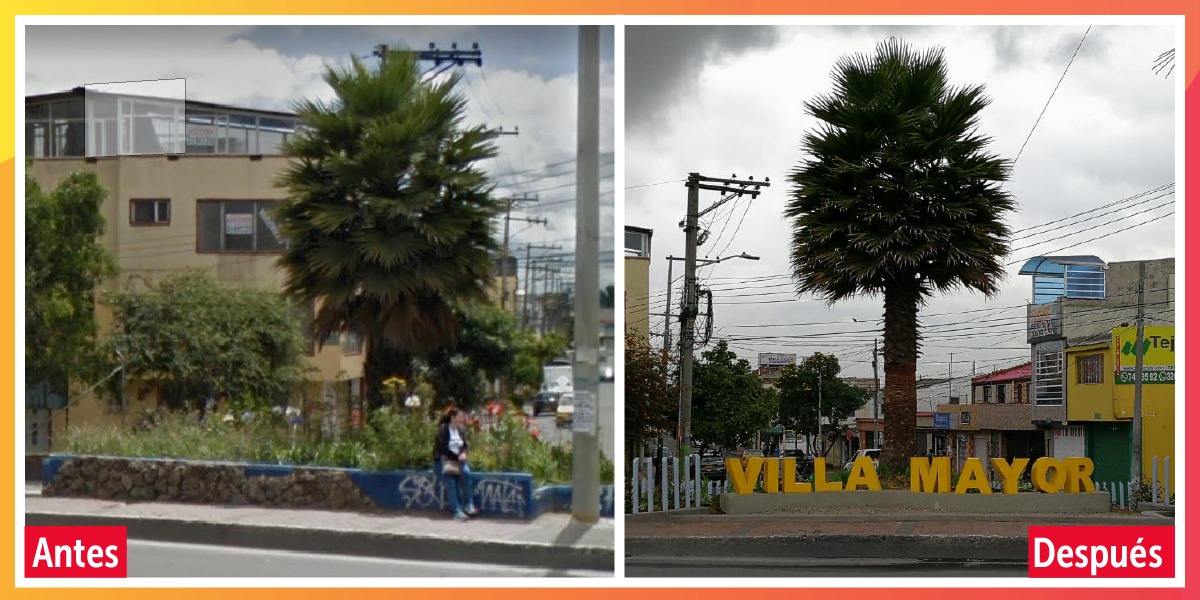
[25,88,299,158]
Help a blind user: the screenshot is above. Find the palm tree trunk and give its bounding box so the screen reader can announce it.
[881,283,921,469]
[364,334,412,411]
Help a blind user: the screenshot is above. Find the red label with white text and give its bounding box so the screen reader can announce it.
[1028,526,1174,578]
[24,526,128,578]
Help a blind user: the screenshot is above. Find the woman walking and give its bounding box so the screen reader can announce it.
[434,406,479,521]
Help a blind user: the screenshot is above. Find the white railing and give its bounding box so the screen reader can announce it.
[628,454,729,514]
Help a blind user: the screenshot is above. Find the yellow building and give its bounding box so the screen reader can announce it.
[624,226,652,339]
[25,88,364,450]
[1064,326,1174,487]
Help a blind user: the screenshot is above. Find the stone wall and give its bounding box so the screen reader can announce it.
[43,456,375,512]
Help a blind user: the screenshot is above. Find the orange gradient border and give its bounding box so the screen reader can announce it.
[4,1,1195,598]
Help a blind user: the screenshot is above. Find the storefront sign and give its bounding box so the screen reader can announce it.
[758,353,797,367]
[724,456,1095,496]
[1113,326,1174,385]
[934,412,951,430]
[1027,302,1062,343]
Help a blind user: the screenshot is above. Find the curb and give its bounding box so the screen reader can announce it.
[26,512,614,573]
[625,534,1029,561]
[630,512,1171,524]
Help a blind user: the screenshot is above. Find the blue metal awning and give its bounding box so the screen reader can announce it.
[1017,255,1105,276]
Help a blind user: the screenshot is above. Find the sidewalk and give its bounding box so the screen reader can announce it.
[625,510,1173,562]
[24,486,614,572]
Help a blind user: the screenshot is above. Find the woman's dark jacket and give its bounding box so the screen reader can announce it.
[433,422,469,464]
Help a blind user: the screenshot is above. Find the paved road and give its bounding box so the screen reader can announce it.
[127,540,608,578]
[626,557,1027,578]
[525,381,614,461]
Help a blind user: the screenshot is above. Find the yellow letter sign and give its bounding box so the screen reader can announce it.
[910,457,952,493]
[726,457,763,495]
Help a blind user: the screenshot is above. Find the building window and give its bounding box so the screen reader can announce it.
[197,200,286,253]
[131,199,171,225]
[996,384,1007,404]
[342,331,364,355]
[625,228,651,257]
[1034,341,1065,406]
[983,386,992,403]
[1077,354,1103,384]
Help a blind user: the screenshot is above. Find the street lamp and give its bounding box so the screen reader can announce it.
[661,252,759,353]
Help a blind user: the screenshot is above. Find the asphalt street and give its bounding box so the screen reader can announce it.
[625,557,1028,578]
[526,380,614,461]
[126,540,608,578]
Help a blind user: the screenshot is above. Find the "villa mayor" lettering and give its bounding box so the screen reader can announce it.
[724,456,1096,495]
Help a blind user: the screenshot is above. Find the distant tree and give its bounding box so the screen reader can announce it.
[600,284,616,309]
[1152,48,1174,78]
[624,334,676,451]
[99,271,307,411]
[786,38,1013,468]
[777,353,869,457]
[512,331,568,391]
[692,341,777,453]
[275,49,502,408]
[25,170,116,398]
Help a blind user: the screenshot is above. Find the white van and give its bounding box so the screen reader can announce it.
[843,448,881,471]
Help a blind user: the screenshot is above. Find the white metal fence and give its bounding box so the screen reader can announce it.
[628,454,730,514]
[1096,455,1174,510]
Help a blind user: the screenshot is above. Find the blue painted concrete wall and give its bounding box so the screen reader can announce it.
[533,484,615,518]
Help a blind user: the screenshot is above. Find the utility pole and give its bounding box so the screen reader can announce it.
[678,173,769,457]
[499,195,542,312]
[948,353,954,401]
[818,371,824,457]
[571,25,600,522]
[523,244,561,329]
[1132,260,1146,483]
[873,339,880,449]
[663,256,675,354]
[373,42,482,77]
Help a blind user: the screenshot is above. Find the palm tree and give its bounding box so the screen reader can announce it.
[786,38,1015,469]
[276,50,502,406]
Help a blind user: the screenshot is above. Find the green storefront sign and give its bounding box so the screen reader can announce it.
[1116,370,1174,385]
[1113,325,1174,386]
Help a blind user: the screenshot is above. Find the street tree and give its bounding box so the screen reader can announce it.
[777,353,868,458]
[786,38,1013,468]
[275,49,502,407]
[99,271,308,411]
[25,169,116,398]
[424,303,518,410]
[624,333,676,452]
[692,341,778,452]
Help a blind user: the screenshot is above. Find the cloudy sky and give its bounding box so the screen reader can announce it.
[24,24,615,291]
[626,25,1177,381]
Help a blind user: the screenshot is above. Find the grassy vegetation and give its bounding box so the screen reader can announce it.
[62,406,613,486]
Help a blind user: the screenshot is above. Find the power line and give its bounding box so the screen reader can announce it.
[1012,25,1092,169]
[626,179,685,191]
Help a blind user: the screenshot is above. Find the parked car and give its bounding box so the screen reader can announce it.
[531,391,560,416]
[555,392,575,427]
[700,453,727,481]
[843,448,882,471]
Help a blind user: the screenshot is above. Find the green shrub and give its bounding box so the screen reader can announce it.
[60,403,609,487]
